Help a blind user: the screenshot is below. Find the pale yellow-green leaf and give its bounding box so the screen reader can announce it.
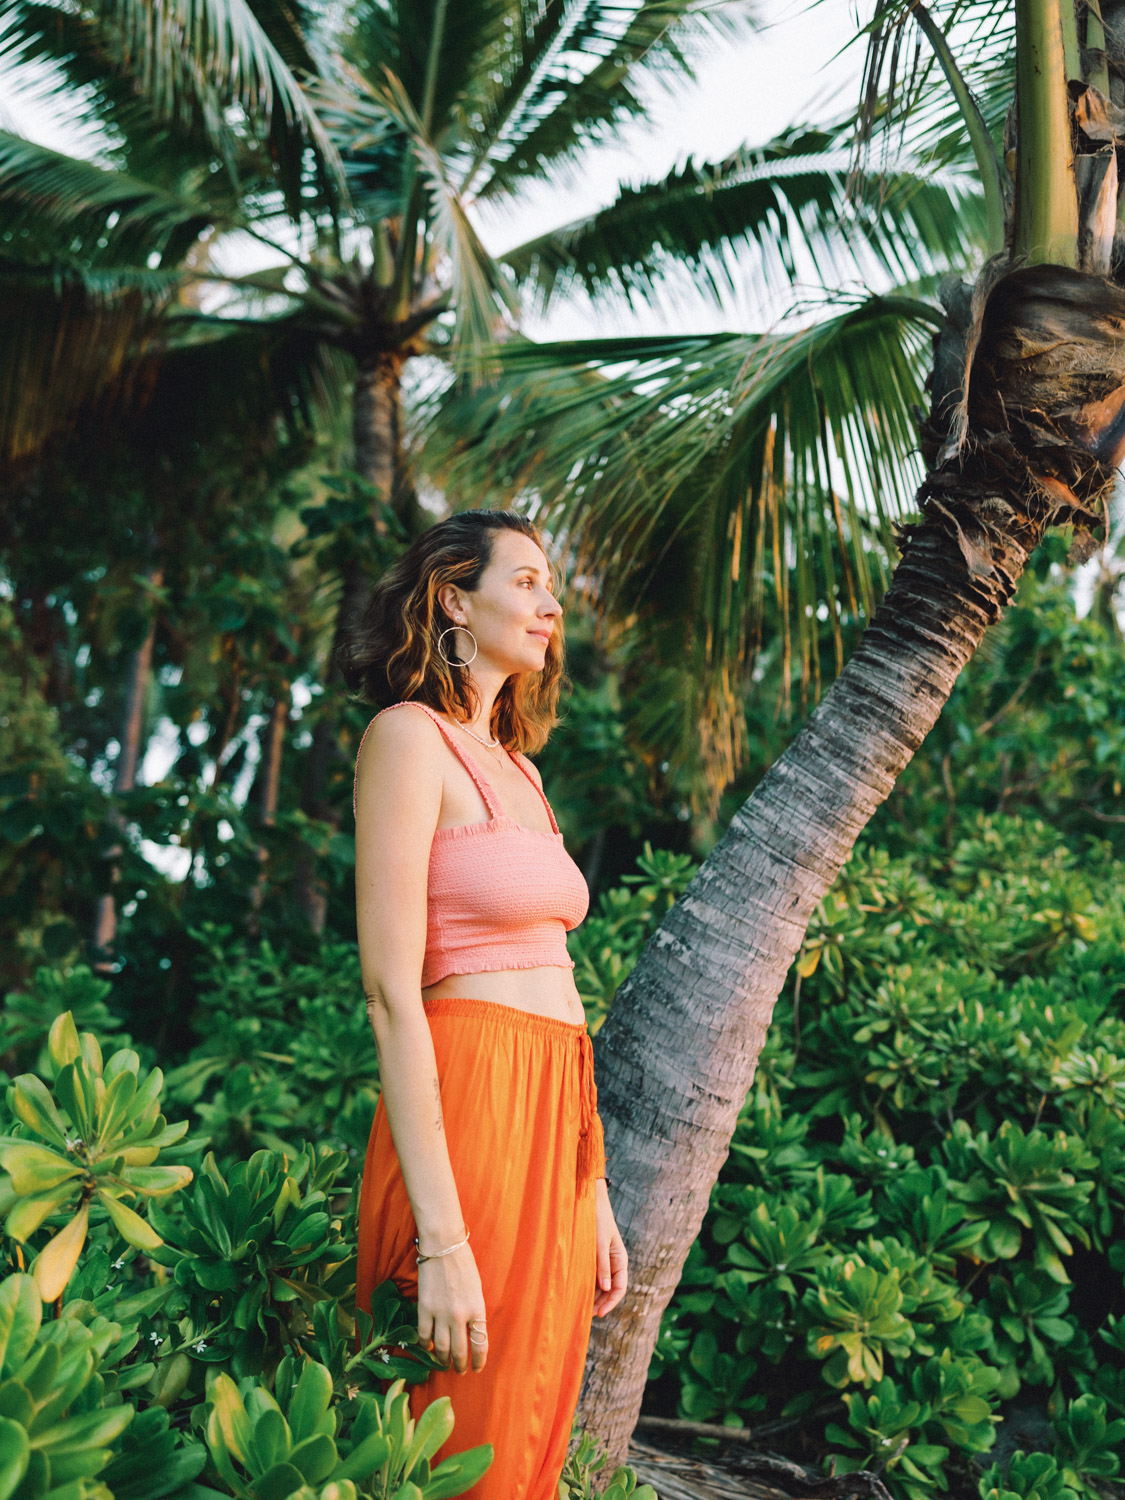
[0,1142,83,1196]
[80,1030,104,1078]
[31,1200,89,1301]
[96,1189,163,1251]
[207,1372,253,1466]
[122,1164,193,1197]
[48,1012,80,1069]
[7,1184,77,1241]
[96,1067,138,1149]
[115,1145,161,1167]
[10,1075,69,1147]
[795,946,822,979]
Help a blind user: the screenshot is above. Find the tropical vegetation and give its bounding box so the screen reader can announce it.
[6,0,1125,1493]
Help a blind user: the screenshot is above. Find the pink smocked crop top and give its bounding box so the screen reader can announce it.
[353,701,590,987]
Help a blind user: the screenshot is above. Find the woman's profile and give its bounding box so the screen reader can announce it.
[340,509,629,1497]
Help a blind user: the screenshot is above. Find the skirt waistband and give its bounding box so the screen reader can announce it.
[422,995,600,1189]
[421,995,588,1038]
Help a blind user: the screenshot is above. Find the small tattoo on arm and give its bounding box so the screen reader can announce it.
[433,1077,445,1134]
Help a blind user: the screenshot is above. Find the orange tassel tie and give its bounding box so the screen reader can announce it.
[576,1030,607,1190]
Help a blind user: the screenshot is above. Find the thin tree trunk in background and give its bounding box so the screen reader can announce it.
[206,664,244,793]
[249,681,291,934]
[91,562,164,972]
[577,262,1125,1472]
[293,354,405,933]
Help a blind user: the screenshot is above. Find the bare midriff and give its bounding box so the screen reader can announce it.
[421,965,586,1026]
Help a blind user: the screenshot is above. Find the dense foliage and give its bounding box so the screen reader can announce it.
[3,560,1125,1500]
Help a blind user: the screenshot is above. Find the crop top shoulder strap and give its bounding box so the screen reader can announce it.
[509,749,561,834]
[353,699,504,821]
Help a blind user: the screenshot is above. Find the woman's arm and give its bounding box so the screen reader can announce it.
[356,708,488,1374]
[354,708,465,1249]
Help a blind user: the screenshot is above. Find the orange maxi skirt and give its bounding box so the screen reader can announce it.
[354,996,606,1499]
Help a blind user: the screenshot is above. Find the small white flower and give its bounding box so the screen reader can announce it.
[112,1257,125,1269]
[195,1342,208,1353]
[149,1331,161,1343]
[380,1351,390,1363]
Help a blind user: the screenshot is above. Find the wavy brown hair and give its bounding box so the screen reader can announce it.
[335,510,567,754]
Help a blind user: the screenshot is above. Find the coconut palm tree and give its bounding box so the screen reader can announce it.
[0,0,749,928]
[428,0,1125,1464]
[1,0,978,932]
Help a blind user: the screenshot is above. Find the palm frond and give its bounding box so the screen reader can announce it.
[0,132,218,262]
[468,0,753,203]
[500,126,987,314]
[316,67,519,352]
[853,0,1015,180]
[2,0,345,216]
[423,295,940,812]
[0,266,172,464]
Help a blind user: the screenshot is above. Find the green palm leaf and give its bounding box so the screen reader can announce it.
[315,66,519,351]
[0,269,171,465]
[1,0,344,214]
[500,126,987,313]
[458,0,752,200]
[426,294,941,812]
[0,132,217,262]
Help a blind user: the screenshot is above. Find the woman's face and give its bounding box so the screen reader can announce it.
[444,529,562,676]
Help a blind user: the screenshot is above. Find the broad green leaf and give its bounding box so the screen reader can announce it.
[424,1442,494,1499]
[286,1434,336,1484]
[207,1373,253,1466]
[124,1165,194,1197]
[96,1067,138,1148]
[286,1360,333,1445]
[0,1416,29,1500]
[404,1397,454,1469]
[0,1275,40,1376]
[332,1431,391,1482]
[6,1185,77,1242]
[253,1461,307,1500]
[9,1077,69,1148]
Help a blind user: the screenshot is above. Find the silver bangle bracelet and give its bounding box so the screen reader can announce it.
[415,1228,470,1263]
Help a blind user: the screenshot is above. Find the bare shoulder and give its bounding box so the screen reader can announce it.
[355,705,446,816]
[365,703,443,755]
[515,748,544,789]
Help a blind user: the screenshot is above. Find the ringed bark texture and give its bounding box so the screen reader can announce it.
[575,262,1125,1469]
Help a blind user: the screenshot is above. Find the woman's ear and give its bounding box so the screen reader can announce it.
[436,583,461,623]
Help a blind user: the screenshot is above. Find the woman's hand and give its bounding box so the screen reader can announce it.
[593,1178,627,1318]
[417,1242,488,1373]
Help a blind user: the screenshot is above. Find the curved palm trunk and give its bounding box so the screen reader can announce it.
[577,264,1125,1465]
[293,353,406,933]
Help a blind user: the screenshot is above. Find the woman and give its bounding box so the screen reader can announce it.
[342,509,629,1498]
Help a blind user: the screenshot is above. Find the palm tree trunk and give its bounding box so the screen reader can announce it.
[292,352,406,933]
[353,352,404,520]
[576,262,1125,1467]
[91,562,164,972]
[249,680,291,933]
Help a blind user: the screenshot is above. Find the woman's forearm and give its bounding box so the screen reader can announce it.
[366,994,467,1248]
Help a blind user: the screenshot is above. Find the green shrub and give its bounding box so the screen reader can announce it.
[642,814,1125,1497]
